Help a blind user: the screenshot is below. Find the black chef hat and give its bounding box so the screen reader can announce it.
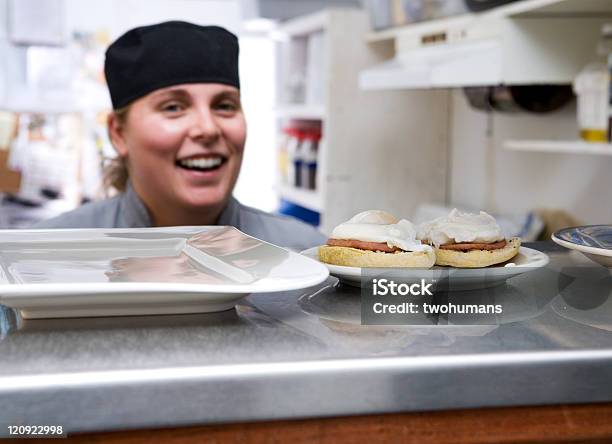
[105,21,240,109]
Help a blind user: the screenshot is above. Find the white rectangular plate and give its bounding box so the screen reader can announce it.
[0,226,329,318]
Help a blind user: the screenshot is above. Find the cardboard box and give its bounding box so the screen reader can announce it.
[0,149,22,194]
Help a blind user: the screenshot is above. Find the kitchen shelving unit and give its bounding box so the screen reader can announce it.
[275,9,449,234]
[354,0,612,223]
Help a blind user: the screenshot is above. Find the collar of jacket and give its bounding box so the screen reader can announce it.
[119,181,241,228]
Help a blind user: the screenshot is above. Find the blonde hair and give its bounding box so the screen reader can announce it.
[103,105,130,193]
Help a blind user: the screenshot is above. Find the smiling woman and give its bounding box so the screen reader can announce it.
[32,21,325,252]
[108,83,246,227]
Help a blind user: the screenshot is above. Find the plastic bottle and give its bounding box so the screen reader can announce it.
[278,128,290,185]
[285,128,300,188]
[574,24,612,143]
[601,24,612,141]
[301,130,320,190]
[292,130,304,188]
[574,63,609,142]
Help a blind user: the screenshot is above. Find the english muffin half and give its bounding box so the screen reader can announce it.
[319,245,436,268]
[434,237,521,268]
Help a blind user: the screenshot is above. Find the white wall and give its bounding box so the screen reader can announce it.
[449,89,612,224]
[64,0,242,38]
[0,0,29,104]
[234,34,277,211]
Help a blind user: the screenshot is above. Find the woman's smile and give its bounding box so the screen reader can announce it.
[175,153,229,183]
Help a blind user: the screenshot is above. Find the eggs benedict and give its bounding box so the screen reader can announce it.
[418,209,520,268]
[319,210,435,268]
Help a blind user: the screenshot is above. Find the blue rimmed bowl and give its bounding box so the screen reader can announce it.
[552,225,612,267]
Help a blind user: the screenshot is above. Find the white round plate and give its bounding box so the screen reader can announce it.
[552,225,612,267]
[300,246,549,291]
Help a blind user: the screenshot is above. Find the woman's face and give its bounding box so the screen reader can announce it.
[111,83,246,215]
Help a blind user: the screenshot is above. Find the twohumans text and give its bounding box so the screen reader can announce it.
[372,302,503,315]
[372,278,433,296]
[368,277,502,318]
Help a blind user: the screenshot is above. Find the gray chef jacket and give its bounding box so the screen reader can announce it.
[33,183,326,251]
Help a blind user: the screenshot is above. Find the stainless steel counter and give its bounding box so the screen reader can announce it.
[1,243,612,436]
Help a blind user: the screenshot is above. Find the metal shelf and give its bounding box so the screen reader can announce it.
[504,140,612,155]
[360,0,611,90]
[278,185,323,212]
[366,0,612,43]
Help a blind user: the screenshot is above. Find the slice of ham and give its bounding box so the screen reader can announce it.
[326,238,402,253]
[439,239,507,251]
